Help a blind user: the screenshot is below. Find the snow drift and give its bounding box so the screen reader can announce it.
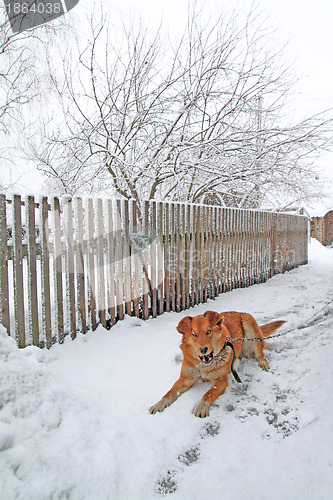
[0,239,332,500]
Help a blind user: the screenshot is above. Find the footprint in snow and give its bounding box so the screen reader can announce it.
[155,421,221,495]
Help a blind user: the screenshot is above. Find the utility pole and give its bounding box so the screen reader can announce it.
[256,95,263,156]
[253,95,263,208]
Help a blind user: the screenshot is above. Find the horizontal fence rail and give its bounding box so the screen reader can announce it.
[0,194,308,348]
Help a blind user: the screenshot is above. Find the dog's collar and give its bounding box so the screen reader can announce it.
[222,338,242,383]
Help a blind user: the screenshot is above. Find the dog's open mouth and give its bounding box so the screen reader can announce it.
[199,350,214,364]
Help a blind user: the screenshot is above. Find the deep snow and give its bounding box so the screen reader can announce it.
[0,239,332,500]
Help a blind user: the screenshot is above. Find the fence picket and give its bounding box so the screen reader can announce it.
[157,202,164,315]
[175,204,181,312]
[115,200,124,321]
[164,203,170,312]
[26,195,39,346]
[192,205,197,304]
[52,197,64,342]
[214,207,219,295]
[0,194,10,334]
[227,209,232,290]
[170,203,176,312]
[184,204,191,310]
[151,201,157,318]
[206,206,211,300]
[97,199,107,327]
[252,211,258,285]
[199,205,204,301]
[142,201,149,320]
[180,204,186,310]
[64,197,76,340]
[87,198,97,331]
[217,207,223,294]
[240,209,245,287]
[75,197,87,333]
[123,200,132,317]
[106,199,116,326]
[12,195,25,347]
[39,196,52,347]
[131,200,140,319]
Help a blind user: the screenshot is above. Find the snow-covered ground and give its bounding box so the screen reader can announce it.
[1,239,332,500]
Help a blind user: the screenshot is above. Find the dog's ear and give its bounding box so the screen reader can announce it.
[204,311,224,327]
[176,316,192,335]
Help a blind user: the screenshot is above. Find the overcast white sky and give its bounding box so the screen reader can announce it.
[79,0,333,113]
[6,0,333,213]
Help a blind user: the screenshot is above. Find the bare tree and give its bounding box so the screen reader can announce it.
[0,4,72,189]
[26,3,332,209]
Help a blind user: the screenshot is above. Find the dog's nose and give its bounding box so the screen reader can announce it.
[199,346,208,355]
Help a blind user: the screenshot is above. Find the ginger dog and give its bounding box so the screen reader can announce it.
[149,311,285,418]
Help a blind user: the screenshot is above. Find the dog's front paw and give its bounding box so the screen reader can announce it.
[259,358,269,371]
[194,401,210,418]
[149,398,169,414]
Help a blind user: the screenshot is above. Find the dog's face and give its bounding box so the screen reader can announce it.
[177,311,227,364]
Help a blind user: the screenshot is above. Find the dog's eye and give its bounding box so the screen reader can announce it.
[207,330,212,335]
[191,332,198,337]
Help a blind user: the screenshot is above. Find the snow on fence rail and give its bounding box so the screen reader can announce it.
[0,193,308,348]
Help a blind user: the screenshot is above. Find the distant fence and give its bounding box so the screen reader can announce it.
[0,194,308,348]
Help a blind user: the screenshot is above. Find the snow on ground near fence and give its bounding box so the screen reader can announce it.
[0,239,332,500]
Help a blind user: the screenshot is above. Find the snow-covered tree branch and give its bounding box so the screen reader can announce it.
[25,2,333,209]
[0,4,72,190]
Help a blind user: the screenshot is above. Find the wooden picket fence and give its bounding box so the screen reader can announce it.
[0,194,308,348]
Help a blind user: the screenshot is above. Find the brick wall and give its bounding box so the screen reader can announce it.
[324,210,333,246]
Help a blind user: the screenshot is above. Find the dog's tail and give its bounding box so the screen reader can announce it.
[260,320,286,337]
